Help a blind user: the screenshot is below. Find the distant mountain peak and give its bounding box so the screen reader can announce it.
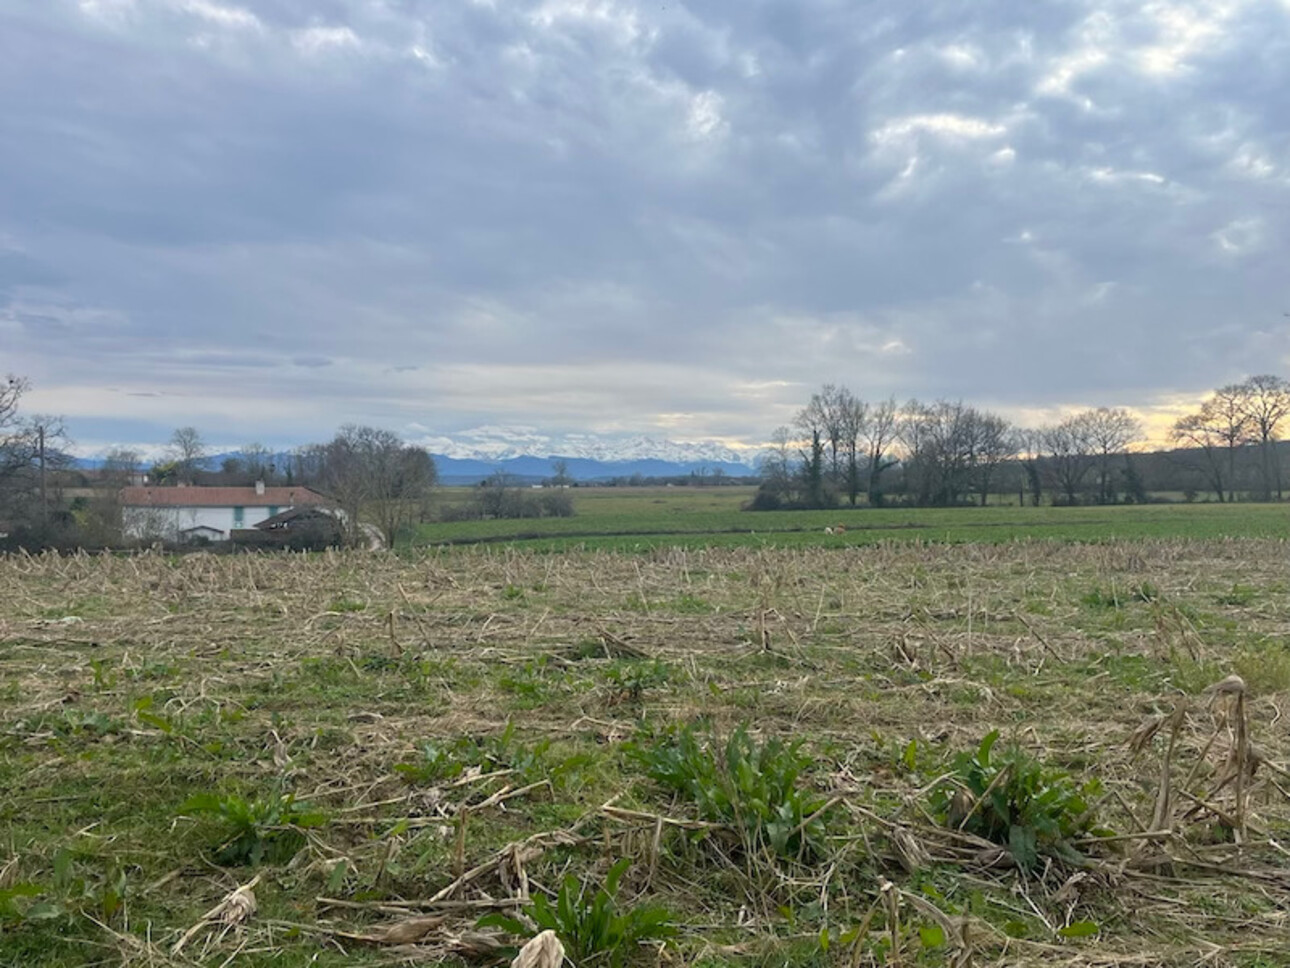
[408,427,756,468]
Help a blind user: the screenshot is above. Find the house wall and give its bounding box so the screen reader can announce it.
[122,504,283,541]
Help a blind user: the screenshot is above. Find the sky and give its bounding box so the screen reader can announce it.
[2,0,1289,456]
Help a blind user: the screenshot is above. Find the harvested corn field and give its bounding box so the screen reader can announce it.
[2,540,1289,966]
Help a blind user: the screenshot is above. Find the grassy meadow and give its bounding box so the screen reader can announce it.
[3,519,1290,966]
[418,486,1290,549]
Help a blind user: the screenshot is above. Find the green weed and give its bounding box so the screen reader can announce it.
[179,789,325,866]
[628,722,832,860]
[329,598,366,612]
[1233,645,1290,693]
[1081,587,1122,609]
[602,659,673,703]
[1216,584,1257,607]
[930,731,1106,870]
[395,722,581,788]
[481,858,675,967]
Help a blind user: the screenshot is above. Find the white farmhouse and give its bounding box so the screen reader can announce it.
[120,482,329,542]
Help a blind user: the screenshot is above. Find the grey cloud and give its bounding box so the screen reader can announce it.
[3,0,1290,446]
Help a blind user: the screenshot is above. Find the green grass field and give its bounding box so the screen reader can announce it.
[417,486,1290,550]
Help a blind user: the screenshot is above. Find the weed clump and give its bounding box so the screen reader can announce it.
[628,722,832,860]
[179,790,325,866]
[930,731,1106,870]
[395,722,588,788]
[481,859,675,968]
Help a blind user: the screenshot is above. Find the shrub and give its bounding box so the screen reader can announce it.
[929,731,1105,870]
[481,859,675,968]
[628,722,832,860]
[539,491,575,517]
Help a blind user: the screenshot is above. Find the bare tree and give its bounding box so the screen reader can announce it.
[1236,375,1290,500]
[753,426,798,508]
[547,459,571,487]
[1082,407,1143,504]
[1170,387,1252,502]
[900,400,966,505]
[102,447,142,484]
[839,391,868,506]
[168,426,208,484]
[970,412,1015,506]
[1014,429,1044,506]
[318,425,438,547]
[242,442,274,482]
[898,400,1012,506]
[862,397,899,506]
[794,393,827,466]
[1,374,27,433]
[1,400,73,530]
[797,384,852,483]
[0,376,31,486]
[1041,416,1095,505]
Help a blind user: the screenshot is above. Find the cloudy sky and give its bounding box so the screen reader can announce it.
[3,0,1289,455]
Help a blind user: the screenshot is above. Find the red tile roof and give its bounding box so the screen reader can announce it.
[120,486,329,508]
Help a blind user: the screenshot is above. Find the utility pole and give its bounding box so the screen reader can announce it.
[38,424,47,524]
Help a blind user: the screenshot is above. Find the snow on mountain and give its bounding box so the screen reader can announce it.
[70,428,763,476]
[408,427,757,468]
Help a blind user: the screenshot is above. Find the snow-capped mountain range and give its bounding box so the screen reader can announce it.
[408,427,755,466]
[73,429,763,482]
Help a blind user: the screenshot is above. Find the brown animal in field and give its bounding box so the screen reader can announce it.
[833,524,846,534]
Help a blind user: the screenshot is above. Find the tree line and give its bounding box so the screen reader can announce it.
[754,375,1290,509]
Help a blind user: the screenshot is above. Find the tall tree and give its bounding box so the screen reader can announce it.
[1081,407,1143,504]
[1170,387,1251,502]
[862,397,899,506]
[970,412,1015,506]
[168,426,208,484]
[800,430,827,508]
[1236,375,1290,500]
[838,390,868,506]
[242,442,274,482]
[1041,415,1095,504]
[1014,429,1044,506]
[102,447,142,484]
[1,377,72,531]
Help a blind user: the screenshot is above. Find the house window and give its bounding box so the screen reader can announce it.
[233,506,244,528]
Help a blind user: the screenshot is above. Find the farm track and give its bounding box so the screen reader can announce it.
[1,540,1289,966]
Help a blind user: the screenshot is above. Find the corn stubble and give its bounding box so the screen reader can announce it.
[0,539,1288,966]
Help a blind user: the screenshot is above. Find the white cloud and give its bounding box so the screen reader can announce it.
[1135,1,1231,76]
[291,25,361,55]
[1085,166,1167,186]
[686,90,726,140]
[872,113,1008,143]
[936,43,984,70]
[1213,216,1265,254]
[1227,144,1281,181]
[178,0,260,31]
[77,0,138,24]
